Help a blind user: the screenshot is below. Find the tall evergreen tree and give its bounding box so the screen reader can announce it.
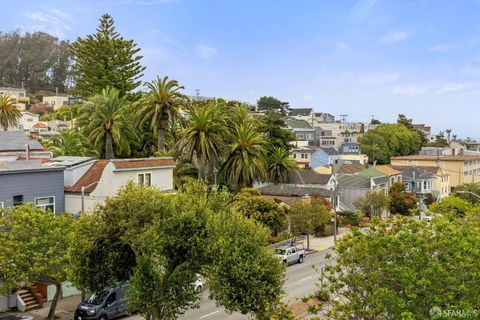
[70,14,145,97]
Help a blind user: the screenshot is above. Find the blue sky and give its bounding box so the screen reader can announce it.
[1,0,480,137]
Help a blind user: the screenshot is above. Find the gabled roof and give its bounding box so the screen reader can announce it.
[0,131,43,151]
[285,118,314,130]
[258,184,332,197]
[289,108,313,117]
[337,175,372,189]
[33,123,48,128]
[375,165,402,176]
[359,167,385,177]
[320,147,339,156]
[112,158,175,170]
[391,166,434,180]
[287,170,332,185]
[336,163,366,175]
[64,160,109,193]
[315,112,334,118]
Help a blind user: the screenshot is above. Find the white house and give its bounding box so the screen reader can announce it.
[43,96,69,111]
[62,157,175,214]
[14,112,39,131]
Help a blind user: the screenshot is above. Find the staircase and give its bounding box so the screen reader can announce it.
[18,289,41,311]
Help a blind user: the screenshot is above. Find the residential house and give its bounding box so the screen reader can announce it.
[47,119,70,132]
[289,108,315,124]
[0,160,64,213]
[392,165,449,199]
[390,154,480,187]
[286,118,316,147]
[314,112,335,124]
[15,112,40,131]
[290,146,315,168]
[0,87,30,110]
[311,147,340,168]
[32,122,49,133]
[63,157,175,213]
[0,131,52,161]
[43,96,69,111]
[45,156,96,187]
[391,166,434,202]
[337,174,389,212]
[375,165,403,187]
[257,170,336,205]
[335,162,367,175]
[341,142,361,154]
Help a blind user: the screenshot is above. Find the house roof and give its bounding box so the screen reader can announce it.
[258,184,332,198]
[285,118,314,130]
[289,108,313,117]
[0,160,63,174]
[320,147,340,156]
[315,112,333,118]
[64,157,175,193]
[413,166,448,176]
[33,122,48,128]
[64,160,109,193]
[0,131,44,152]
[338,175,372,188]
[336,163,366,175]
[46,156,95,168]
[391,155,480,161]
[287,170,332,185]
[359,167,386,177]
[112,158,175,170]
[391,166,434,180]
[375,165,402,176]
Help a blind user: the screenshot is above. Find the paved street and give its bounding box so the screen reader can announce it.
[125,249,334,320]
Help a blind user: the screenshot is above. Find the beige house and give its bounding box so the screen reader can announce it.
[43,96,69,110]
[375,165,403,186]
[290,146,315,168]
[390,155,480,188]
[338,153,368,165]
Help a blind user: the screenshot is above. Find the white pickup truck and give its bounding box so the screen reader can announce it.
[274,245,305,265]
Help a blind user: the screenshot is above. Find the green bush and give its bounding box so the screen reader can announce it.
[337,211,360,226]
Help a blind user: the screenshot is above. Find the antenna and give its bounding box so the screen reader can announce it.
[339,114,348,123]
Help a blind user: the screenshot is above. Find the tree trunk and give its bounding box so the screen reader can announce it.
[158,128,165,152]
[47,281,62,320]
[105,131,114,159]
[306,234,310,250]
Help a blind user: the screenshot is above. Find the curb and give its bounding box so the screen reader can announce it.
[304,246,332,256]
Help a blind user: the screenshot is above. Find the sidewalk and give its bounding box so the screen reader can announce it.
[304,227,349,254]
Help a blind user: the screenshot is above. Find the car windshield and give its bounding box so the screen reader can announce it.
[275,248,287,255]
[84,290,109,305]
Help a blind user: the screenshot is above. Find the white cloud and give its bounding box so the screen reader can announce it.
[195,44,218,59]
[392,85,427,96]
[303,94,314,101]
[437,82,480,94]
[336,41,350,50]
[381,31,410,44]
[349,0,377,22]
[24,7,72,38]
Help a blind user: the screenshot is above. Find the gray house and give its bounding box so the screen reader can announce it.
[0,160,65,214]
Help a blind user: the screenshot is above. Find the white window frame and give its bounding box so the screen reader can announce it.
[34,196,55,213]
[138,172,152,186]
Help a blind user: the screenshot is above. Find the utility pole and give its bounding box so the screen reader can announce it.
[195,89,200,101]
[340,114,348,123]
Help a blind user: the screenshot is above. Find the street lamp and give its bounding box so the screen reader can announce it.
[81,180,102,213]
[455,190,480,199]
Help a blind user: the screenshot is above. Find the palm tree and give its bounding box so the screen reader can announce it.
[220,122,267,191]
[0,94,21,131]
[267,147,298,183]
[46,130,98,157]
[136,76,186,152]
[78,87,136,159]
[175,100,228,182]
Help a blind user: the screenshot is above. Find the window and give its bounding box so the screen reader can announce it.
[404,183,410,191]
[106,292,116,306]
[35,196,55,212]
[301,153,308,159]
[423,181,429,190]
[13,195,23,206]
[138,173,152,186]
[293,154,297,159]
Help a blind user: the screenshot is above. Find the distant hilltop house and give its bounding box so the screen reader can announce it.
[42,95,69,111]
[0,86,30,110]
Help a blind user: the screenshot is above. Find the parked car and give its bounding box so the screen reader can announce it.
[74,283,129,320]
[274,245,305,265]
[194,274,203,292]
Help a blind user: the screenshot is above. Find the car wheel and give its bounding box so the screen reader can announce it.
[196,285,203,292]
[282,259,287,265]
[298,255,304,263]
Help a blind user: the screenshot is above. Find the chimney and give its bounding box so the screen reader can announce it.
[25,144,30,160]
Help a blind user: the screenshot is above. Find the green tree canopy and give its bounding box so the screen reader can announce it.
[44,129,98,157]
[0,205,74,320]
[429,196,474,218]
[314,215,480,319]
[70,14,145,97]
[388,181,417,215]
[353,190,390,216]
[266,147,298,184]
[289,197,332,249]
[232,188,287,236]
[359,124,423,164]
[454,183,480,204]
[258,110,295,151]
[256,96,290,115]
[69,182,285,320]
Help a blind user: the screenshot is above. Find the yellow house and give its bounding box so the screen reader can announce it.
[338,153,369,165]
[391,155,480,188]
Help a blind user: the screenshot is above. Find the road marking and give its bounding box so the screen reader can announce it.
[315,246,326,252]
[299,276,314,282]
[199,311,220,319]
